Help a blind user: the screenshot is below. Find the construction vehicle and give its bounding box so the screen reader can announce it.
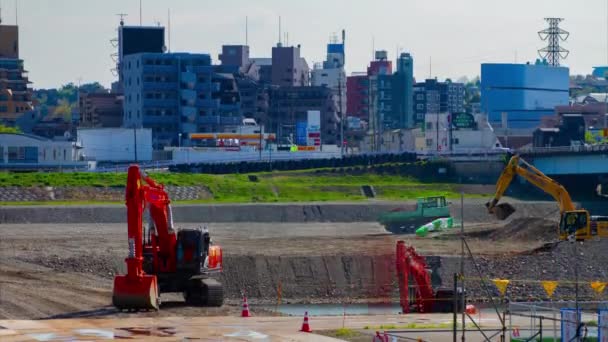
[112,165,224,310]
[486,155,608,241]
[395,241,461,313]
[379,196,451,234]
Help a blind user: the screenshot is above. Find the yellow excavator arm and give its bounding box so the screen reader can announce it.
[486,155,577,220]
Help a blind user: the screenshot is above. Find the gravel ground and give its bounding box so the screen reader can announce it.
[1,203,605,319]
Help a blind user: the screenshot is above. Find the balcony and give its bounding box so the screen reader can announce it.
[191,65,213,73]
[196,99,220,108]
[143,65,178,74]
[198,115,221,124]
[220,116,242,125]
[194,82,218,92]
[143,115,177,124]
[143,82,178,91]
[181,106,196,118]
[143,99,178,108]
[180,89,197,102]
[181,72,196,84]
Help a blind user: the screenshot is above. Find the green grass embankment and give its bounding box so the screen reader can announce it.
[0,170,475,204]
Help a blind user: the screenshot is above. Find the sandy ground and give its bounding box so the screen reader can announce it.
[0,312,530,342]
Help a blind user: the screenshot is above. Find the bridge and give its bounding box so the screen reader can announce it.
[519,145,608,176]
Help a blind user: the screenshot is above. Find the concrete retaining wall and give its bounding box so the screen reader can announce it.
[0,200,571,224]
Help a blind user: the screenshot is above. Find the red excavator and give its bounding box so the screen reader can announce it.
[395,241,461,313]
[112,165,224,310]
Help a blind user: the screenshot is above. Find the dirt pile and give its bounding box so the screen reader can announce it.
[488,217,557,242]
[439,238,608,301]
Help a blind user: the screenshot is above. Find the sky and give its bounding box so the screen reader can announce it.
[6,0,608,89]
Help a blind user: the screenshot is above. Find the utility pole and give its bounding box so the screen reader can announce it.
[133,125,138,163]
[460,192,465,342]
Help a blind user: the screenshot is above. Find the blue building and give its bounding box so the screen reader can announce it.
[122,53,219,148]
[391,52,415,129]
[592,66,608,78]
[481,63,569,129]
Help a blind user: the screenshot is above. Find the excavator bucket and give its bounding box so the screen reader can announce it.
[112,274,159,311]
[492,203,516,220]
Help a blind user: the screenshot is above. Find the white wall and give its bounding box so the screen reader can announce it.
[0,133,81,165]
[423,113,499,153]
[78,128,153,162]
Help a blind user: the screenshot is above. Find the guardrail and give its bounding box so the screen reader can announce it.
[518,144,608,155]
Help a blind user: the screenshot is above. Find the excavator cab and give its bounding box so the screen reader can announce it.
[559,210,591,241]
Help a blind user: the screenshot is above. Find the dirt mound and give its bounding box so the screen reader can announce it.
[489,217,557,242]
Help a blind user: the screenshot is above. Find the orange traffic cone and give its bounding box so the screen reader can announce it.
[241,295,250,317]
[300,311,312,332]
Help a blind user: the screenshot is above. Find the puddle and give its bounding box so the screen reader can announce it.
[255,303,402,316]
[74,329,115,339]
[224,330,269,339]
[116,326,177,337]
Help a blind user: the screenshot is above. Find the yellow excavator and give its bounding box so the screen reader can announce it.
[486,155,608,241]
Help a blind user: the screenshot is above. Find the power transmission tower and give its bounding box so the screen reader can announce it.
[538,18,569,66]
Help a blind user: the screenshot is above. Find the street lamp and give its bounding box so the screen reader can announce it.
[178,133,182,149]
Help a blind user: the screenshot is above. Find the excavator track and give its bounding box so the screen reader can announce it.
[202,278,224,307]
[183,278,224,307]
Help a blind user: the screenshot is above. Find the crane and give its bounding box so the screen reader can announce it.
[112,165,223,310]
[486,155,608,241]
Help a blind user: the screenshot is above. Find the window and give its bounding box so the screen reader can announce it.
[137,110,140,118]
[416,104,424,110]
[452,138,459,145]
[63,149,67,161]
[137,77,140,86]
[137,94,139,102]
[128,61,131,69]
[417,94,424,100]
[137,60,140,68]
[426,139,433,147]
[426,122,433,130]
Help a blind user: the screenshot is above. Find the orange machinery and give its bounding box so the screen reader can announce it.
[112,165,223,310]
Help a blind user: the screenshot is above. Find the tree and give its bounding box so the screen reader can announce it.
[0,124,21,133]
[53,98,72,121]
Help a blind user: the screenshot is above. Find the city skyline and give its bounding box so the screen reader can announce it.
[6,0,608,88]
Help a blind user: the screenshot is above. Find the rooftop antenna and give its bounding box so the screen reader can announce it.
[429,56,432,79]
[245,16,248,46]
[286,32,289,47]
[342,29,346,66]
[167,8,171,52]
[139,0,142,25]
[14,0,17,26]
[372,36,375,59]
[538,17,569,66]
[278,16,282,46]
[117,13,127,26]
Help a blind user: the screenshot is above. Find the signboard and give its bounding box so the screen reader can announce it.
[307,110,321,146]
[599,310,608,342]
[451,113,476,129]
[561,309,581,342]
[296,122,308,146]
[307,110,321,132]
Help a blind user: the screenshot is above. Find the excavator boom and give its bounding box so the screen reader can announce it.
[112,165,160,310]
[487,155,576,220]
